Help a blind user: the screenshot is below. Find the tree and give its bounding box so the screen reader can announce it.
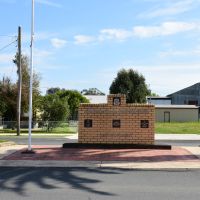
[57,90,89,120]
[13,53,41,120]
[40,94,70,131]
[0,54,41,133]
[109,68,150,103]
[46,87,64,95]
[150,92,159,97]
[0,77,17,121]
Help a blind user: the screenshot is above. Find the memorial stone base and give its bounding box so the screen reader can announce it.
[78,94,155,144]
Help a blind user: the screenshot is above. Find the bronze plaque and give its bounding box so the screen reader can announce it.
[141,120,149,128]
[112,120,121,128]
[84,119,92,128]
[113,97,121,106]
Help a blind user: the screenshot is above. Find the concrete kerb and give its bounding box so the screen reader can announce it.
[0,145,199,169]
[0,160,199,169]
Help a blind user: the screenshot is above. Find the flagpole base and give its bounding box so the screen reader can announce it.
[21,149,36,154]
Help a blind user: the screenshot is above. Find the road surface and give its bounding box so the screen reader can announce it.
[0,135,199,146]
[0,167,199,200]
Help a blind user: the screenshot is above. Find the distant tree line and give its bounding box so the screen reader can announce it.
[0,54,89,133]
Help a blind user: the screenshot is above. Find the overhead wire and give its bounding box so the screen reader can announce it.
[0,39,17,52]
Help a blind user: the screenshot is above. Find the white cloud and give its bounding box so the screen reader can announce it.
[50,38,67,48]
[133,21,198,38]
[21,31,57,45]
[126,64,200,95]
[35,0,62,8]
[0,53,15,64]
[159,48,200,57]
[74,35,95,45]
[34,48,53,58]
[139,0,195,18]
[103,63,200,96]
[71,21,199,45]
[99,29,132,41]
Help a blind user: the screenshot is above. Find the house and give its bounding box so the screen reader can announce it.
[81,88,105,95]
[147,96,172,105]
[155,105,199,122]
[82,88,107,104]
[167,83,200,106]
[84,95,107,104]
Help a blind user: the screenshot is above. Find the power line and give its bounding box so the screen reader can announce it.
[0,39,17,52]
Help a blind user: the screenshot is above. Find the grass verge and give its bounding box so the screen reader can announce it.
[156,122,200,134]
[0,140,7,143]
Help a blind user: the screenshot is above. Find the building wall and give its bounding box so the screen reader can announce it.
[168,83,200,106]
[171,94,200,106]
[84,95,107,104]
[156,108,199,122]
[78,94,155,144]
[147,99,171,105]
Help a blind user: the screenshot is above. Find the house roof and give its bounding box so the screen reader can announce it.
[147,96,171,100]
[167,82,200,97]
[155,105,199,109]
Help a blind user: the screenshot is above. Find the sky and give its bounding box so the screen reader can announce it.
[0,0,200,96]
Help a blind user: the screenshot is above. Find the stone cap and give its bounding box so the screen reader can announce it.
[80,94,154,108]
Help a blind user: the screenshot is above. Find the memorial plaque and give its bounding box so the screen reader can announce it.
[112,120,121,128]
[141,120,149,128]
[84,119,92,128]
[113,97,121,106]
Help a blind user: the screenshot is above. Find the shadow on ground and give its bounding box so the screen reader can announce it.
[0,167,117,197]
[3,147,200,162]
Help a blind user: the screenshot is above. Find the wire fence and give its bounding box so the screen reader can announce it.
[0,120,78,134]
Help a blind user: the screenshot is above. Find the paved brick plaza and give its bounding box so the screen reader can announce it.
[3,146,200,163]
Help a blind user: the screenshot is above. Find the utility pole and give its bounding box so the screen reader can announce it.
[17,26,22,136]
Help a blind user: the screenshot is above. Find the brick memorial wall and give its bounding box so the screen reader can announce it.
[78,94,155,144]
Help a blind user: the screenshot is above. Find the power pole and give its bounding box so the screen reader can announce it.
[17,26,22,136]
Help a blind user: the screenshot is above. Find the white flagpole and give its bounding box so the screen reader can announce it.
[28,0,34,151]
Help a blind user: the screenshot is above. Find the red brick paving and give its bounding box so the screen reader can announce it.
[3,146,200,162]
[2,146,200,162]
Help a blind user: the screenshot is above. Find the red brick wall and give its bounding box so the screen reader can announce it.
[78,94,155,144]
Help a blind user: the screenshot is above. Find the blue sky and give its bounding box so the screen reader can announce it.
[0,0,200,96]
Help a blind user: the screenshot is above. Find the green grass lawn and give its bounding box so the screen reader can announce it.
[1,122,200,135]
[0,140,7,143]
[156,122,200,134]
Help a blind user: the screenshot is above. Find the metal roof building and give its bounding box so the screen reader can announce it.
[167,83,200,106]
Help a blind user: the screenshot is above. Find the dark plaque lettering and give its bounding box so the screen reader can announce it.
[112,120,121,128]
[141,120,149,128]
[113,97,121,106]
[84,119,92,128]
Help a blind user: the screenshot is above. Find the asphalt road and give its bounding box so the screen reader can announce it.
[0,136,76,145]
[0,167,200,200]
[0,135,199,146]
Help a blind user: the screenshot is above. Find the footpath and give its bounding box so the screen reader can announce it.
[0,134,199,169]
